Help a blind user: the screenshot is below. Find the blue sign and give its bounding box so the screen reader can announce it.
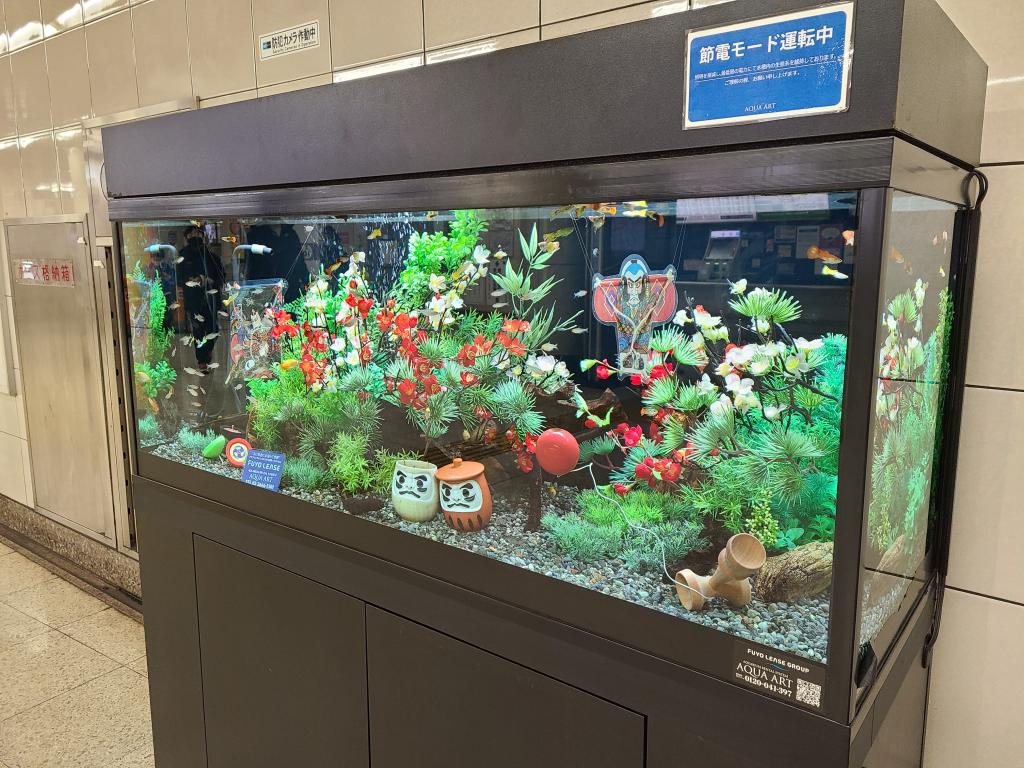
[685,2,854,129]
[241,450,286,492]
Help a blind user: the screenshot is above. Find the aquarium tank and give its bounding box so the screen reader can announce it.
[124,194,866,664]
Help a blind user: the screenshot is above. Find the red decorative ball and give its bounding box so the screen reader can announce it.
[535,429,580,477]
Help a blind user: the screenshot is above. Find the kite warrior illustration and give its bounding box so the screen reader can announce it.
[592,255,678,376]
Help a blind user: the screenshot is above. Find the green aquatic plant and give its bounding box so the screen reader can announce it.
[743,491,781,550]
[543,489,706,573]
[177,426,216,457]
[136,414,160,442]
[282,457,329,491]
[130,263,176,405]
[328,431,372,493]
[392,210,488,312]
[135,360,177,400]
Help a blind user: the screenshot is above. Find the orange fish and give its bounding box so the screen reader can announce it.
[806,245,842,265]
[842,230,856,246]
[280,359,299,371]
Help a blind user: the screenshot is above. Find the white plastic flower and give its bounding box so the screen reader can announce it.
[428,274,447,293]
[716,362,734,378]
[693,307,721,329]
[350,251,366,264]
[691,332,706,351]
[752,317,771,334]
[673,309,691,327]
[697,373,717,395]
[710,394,733,417]
[345,348,360,366]
[447,292,465,311]
[428,294,448,315]
[749,357,771,377]
[330,336,346,353]
[473,245,491,266]
[763,404,787,420]
[707,325,730,343]
[726,344,756,368]
[785,353,810,375]
[794,337,823,354]
[527,354,558,377]
[914,279,927,306]
[734,392,760,413]
[335,303,352,322]
[730,279,748,295]
[725,373,754,397]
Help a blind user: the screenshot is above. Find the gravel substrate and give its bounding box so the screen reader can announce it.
[151,441,830,662]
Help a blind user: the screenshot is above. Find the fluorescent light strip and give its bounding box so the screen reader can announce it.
[333,55,424,83]
[426,41,499,64]
[651,1,689,17]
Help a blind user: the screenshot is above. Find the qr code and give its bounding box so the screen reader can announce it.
[796,679,822,707]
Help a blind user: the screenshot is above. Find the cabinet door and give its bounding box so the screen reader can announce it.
[366,607,646,768]
[194,537,369,768]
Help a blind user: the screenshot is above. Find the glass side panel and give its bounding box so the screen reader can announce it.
[123,193,859,664]
[858,192,957,663]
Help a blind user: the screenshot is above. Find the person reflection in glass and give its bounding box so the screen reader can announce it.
[178,225,226,374]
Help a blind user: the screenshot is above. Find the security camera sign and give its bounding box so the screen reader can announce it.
[684,2,855,129]
[259,20,320,61]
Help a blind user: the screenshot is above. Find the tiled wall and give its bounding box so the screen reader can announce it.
[922,3,1024,765]
[0,0,1018,762]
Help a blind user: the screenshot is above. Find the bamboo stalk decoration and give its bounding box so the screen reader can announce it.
[675,533,767,612]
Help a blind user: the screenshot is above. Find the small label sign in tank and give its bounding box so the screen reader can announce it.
[732,641,826,711]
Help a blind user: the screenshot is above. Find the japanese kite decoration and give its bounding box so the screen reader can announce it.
[592,255,678,376]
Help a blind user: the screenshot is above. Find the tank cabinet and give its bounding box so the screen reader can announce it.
[104,1,986,765]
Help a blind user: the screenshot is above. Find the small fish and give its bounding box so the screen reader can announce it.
[729,278,748,295]
[425,211,438,220]
[231,282,241,290]
[806,245,842,265]
[280,359,299,371]
[233,383,245,391]
[221,235,237,244]
[185,279,201,288]
[136,369,151,384]
[304,225,314,233]
[843,230,856,246]
[571,327,589,335]
[493,250,507,261]
[190,220,203,227]
[217,310,228,318]
[543,227,574,242]
[890,247,905,264]
[573,289,588,298]
[206,363,220,370]
[203,332,220,342]
[163,389,174,399]
[822,266,849,280]
[206,288,218,295]
[492,302,508,309]
[170,346,177,357]
[491,289,508,297]
[939,266,947,278]
[541,241,560,254]
[168,302,180,310]
[191,401,203,407]
[194,314,205,322]
[147,397,159,412]
[541,343,558,352]
[200,386,207,394]
[173,256,184,264]
[184,367,203,376]
[368,228,383,240]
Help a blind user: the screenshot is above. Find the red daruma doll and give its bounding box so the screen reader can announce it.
[436,458,492,532]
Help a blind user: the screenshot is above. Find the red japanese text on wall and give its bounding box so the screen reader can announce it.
[14,259,76,287]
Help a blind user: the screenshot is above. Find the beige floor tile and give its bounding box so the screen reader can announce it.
[0,540,12,556]
[2,578,107,629]
[0,603,49,654]
[108,741,155,768]
[0,667,152,768]
[62,608,146,665]
[128,655,148,677]
[0,554,56,598]
[0,631,119,720]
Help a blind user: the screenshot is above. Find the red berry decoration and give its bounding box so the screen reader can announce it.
[535,428,580,477]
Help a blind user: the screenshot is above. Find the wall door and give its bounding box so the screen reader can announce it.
[7,217,117,542]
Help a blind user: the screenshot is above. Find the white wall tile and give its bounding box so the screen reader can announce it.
[936,0,1024,163]
[54,126,88,213]
[924,589,1024,768]
[81,0,127,23]
[252,0,331,88]
[0,394,23,437]
[10,44,51,133]
[965,164,1024,390]
[542,0,684,39]
[0,56,17,139]
[45,27,92,125]
[5,0,44,50]
[0,138,25,218]
[0,430,29,505]
[4,298,18,370]
[256,72,330,98]
[19,130,60,216]
[85,9,138,116]
[199,89,256,109]
[40,0,83,35]
[186,0,255,99]
[0,7,8,55]
[132,0,191,105]
[542,0,646,25]
[330,0,422,70]
[424,0,539,50]
[426,28,538,64]
[947,387,1024,603]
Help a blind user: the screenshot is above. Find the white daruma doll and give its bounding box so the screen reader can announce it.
[391,459,439,522]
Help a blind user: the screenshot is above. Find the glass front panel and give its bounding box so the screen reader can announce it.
[858,192,957,662]
[123,192,860,664]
